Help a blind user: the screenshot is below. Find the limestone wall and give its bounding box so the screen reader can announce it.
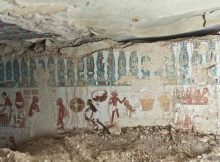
[0,37,220,147]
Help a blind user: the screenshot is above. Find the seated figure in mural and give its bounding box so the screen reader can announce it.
[28,96,40,117]
[108,91,126,123]
[56,98,67,129]
[0,92,16,127]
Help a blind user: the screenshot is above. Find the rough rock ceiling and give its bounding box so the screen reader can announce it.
[0,20,54,40]
[0,0,220,41]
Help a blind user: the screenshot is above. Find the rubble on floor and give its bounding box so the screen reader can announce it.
[1,126,220,162]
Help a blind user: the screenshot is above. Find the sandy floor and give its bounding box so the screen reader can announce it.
[0,126,220,162]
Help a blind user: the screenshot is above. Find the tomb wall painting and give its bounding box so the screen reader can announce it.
[13,59,20,87]
[0,60,4,87]
[21,58,29,87]
[29,59,37,87]
[47,57,56,87]
[57,58,66,87]
[86,55,95,85]
[96,51,106,85]
[129,51,139,78]
[66,59,75,87]
[107,49,116,85]
[5,61,13,88]
[0,40,218,89]
[0,38,220,148]
[173,85,217,133]
[141,55,151,79]
[118,51,126,80]
[77,58,85,86]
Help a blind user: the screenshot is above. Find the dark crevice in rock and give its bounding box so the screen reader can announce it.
[120,25,220,43]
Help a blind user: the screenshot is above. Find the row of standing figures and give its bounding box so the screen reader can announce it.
[56,91,136,131]
[0,92,40,128]
[0,90,135,132]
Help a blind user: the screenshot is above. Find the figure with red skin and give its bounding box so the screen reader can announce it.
[183,114,192,129]
[201,87,209,104]
[28,96,40,117]
[108,91,126,123]
[123,99,135,118]
[185,88,193,104]
[0,92,16,127]
[56,98,66,129]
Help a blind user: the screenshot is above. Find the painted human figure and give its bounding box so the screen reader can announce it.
[85,99,99,129]
[0,92,16,127]
[193,89,201,104]
[17,113,25,128]
[123,99,135,118]
[15,92,25,128]
[85,99,109,132]
[56,98,67,129]
[201,87,209,104]
[28,96,40,117]
[175,114,182,129]
[183,114,192,129]
[108,91,126,123]
[184,88,193,104]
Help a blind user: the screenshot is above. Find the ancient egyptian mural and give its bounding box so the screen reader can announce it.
[0,38,220,147]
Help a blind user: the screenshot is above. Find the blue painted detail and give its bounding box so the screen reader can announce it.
[6,61,12,81]
[118,51,126,80]
[77,58,85,86]
[67,59,75,86]
[47,57,56,87]
[107,49,116,84]
[5,61,13,87]
[141,56,151,79]
[13,59,20,87]
[29,59,37,87]
[57,58,65,86]
[129,51,139,78]
[86,56,95,85]
[38,59,46,69]
[21,58,29,87]
[96,51,105,82]
[0,62,4,87]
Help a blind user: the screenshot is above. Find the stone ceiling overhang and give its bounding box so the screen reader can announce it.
[0,0,220,41]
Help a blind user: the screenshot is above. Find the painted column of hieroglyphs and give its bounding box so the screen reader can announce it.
[0,38,220,147]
